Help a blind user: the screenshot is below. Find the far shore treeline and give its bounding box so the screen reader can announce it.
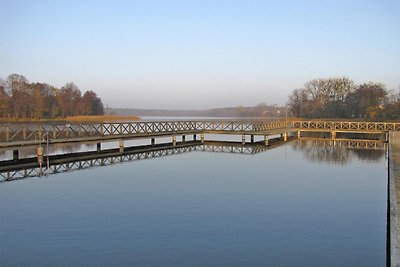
[288,77,400,119]
[0,74,104,119]
[1,74,399,121]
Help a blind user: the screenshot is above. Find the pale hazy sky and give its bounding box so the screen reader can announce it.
[1,0,399,109]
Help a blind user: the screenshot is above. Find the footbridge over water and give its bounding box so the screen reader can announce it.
[1,120,291,150]
[1,119,398,151]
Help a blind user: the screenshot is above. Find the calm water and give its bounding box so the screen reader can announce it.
[0,140,387,266]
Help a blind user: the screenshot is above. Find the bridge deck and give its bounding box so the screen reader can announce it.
[0,120,398,149]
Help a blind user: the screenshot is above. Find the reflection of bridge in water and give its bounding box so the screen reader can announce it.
[0,138,387,183]
[0,141,275,182]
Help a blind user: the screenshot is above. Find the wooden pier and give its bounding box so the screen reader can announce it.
[0,119,397,160]
[0,120,297,161]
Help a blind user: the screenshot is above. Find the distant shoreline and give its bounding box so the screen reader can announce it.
[0,115,141,123]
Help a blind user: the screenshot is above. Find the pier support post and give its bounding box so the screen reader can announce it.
[242,135,246,144]
[119,140,124,152]
[13,150,19,160]
[173,136,177,146]
[284,132,288,142]
[297,131,301,139]
[97,143,101,152]
[201,133,204,143]
[264,135,269,146]
[331,131,336,140]
[250,135,254,143]
[193,134,197,141]
[37,146,43,175]
[37,146,43,164]
[182,135,186,142]
[151,138,155,146]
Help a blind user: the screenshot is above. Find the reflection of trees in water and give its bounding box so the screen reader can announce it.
[349,149,385,162]
[293,140,350,165]
[292,140,384,165]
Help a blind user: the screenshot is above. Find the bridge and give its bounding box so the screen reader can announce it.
[1,119,397,153]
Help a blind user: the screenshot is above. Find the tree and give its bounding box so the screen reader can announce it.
[287,77,392,119]
[0,86,9,117]
[7,74,30,118]
[80,90,104,116]
[345,82,387,118]
[57,82,82,117]
[288,89,308,117]
[33,85,45,118]
[0,73,105,119]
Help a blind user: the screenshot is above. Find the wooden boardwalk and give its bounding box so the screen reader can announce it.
[0,119,396,160]
[0,120,291,149]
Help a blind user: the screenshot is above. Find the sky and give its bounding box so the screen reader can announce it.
[1,0,399,109]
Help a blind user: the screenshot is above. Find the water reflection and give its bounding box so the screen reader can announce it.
[293,139,386,165]
[0,141,269,182]
[1,139,387,182]
[0,143,96,160]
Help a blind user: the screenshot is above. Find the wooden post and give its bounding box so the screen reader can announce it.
[201,133,204,143]
[250,135,254,143]
[37,126,42,141]
[97,143,101,152]
[284,132,288,142]
[151,138,155,145]
[331,131,336,140]
[5,126,10,142]
[173,136,176,146]
[100,123,104,136]
[13,150,19,160]
[297,131,301,139]
[264,135,269,146]
[193,134,197,141]
[37,146,43,159]
[242,135,246,144]
[182,135,186,142]
[119,140,124,152]
[22,126,27,140]
[37,146,43,175]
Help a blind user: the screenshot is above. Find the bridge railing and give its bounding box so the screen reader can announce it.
[0,120,290,143]
[292,120,400,131]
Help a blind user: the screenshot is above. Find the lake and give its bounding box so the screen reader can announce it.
[0,139,387,266]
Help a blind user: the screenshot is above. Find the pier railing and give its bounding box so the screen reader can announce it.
[2,119,400,144]
[0,120,289,143]
[292,120,400,131]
